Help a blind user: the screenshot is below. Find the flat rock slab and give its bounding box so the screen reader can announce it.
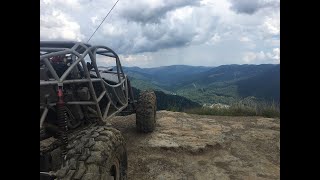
[110,110,280,180]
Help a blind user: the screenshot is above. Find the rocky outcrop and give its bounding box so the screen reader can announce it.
[111,110,280,180]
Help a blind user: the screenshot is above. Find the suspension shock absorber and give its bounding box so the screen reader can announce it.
[56,85,68,164]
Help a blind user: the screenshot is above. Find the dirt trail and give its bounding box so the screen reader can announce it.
[110,110,280,180]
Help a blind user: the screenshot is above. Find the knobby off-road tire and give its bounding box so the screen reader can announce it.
[136,90,157,133]
[54,126,127,180]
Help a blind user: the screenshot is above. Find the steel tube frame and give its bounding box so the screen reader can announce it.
[40,41,129,128]
[40,78,101,86]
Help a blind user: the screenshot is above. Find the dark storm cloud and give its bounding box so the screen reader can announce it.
[93,5,206,54]
[229,0,279,14]
[118,0,200,23]
[128,19,198,53]
[132,33,194,53]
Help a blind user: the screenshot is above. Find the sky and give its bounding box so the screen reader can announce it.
[40,0,280,68]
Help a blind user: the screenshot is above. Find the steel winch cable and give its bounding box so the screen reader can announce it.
[87,0,120,43]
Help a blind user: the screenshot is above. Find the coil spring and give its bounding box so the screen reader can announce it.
[56,101,68,162]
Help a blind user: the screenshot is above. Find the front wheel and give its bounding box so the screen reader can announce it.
[136,90,157,133]
[54,126,127,180]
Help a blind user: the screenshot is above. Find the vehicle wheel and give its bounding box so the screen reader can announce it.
[54,126,127,180]
[136,90,157,133]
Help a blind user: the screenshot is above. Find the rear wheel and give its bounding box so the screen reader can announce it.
[136,90,157,133]
[54,126,127,180]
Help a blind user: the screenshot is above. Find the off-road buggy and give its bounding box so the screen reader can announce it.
[40,41,157,180]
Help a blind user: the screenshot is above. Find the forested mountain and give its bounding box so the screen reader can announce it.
[124,64,280,105]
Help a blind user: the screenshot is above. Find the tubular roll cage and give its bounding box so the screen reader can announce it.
[40,41,129,128]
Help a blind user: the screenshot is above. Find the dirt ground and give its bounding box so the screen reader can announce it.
[110,110,280,180]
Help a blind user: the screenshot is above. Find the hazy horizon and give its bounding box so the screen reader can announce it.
[112,63,280,69]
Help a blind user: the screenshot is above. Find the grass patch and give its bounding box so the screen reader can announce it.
[185,100,280,118]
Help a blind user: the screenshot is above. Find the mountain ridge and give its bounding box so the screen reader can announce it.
[124,64,280,105]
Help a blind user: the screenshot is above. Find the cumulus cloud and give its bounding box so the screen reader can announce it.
[243,48,279,64]
[117,0,201,23]
[229,0,280,14]
[206,33,221,45]
[267,48,280,62]
[90,4,219,54]
[40,10,84,41]
[243,51,266,63]
[120,54,153,67]
[40,0,280,67]
[239,36,251,42]
[263,15,280,36]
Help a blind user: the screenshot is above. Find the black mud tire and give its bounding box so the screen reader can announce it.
[54,126,127,180]
[135,90,157,133]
